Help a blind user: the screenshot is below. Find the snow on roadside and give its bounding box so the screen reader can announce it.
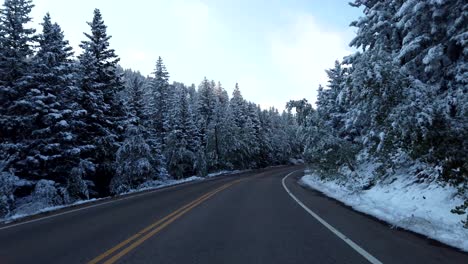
[124,169,250,194]
[1,170,247,224]
[206,170,248,178]
[300,171,468,252]
[5,198,102,223]
[123,176,205,195]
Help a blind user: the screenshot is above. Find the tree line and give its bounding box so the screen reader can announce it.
[294,0,467,226]
[0,0,301,217]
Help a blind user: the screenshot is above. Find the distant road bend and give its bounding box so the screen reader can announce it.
[1,166,467,264]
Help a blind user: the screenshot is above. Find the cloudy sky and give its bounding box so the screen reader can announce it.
[30,0,362,110]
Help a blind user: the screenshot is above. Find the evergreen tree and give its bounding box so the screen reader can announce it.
[110,126,154,194]
[143,57,171,179]
[209,82,230,169]
[196,78,215,150]
[77,9,126,196]
[230,83,246,128]
[17,14,83,185]
[148,56,171,150]
[243,102,261,167]
[0,0,35,88]
[122,69,146,126]
[225,84,249,168]
[119,69,167,180]
[392,0,467,183]
[165,83,199,178]
[0,0,36,170]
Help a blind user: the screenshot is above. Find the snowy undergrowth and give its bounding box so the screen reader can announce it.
[1,169,248,224]
[300,167,468,252]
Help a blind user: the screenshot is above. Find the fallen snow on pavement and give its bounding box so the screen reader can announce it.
[300,171,468,252]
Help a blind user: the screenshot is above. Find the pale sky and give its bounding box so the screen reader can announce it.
[30,0,362,110]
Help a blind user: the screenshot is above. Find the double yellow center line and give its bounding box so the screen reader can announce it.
[88,179,243,264]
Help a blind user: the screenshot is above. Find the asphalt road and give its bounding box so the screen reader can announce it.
[0,166,467,264]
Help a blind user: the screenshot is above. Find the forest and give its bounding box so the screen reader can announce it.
[300,0,467,227]
[0,0,302,217]
[0,0,466,228]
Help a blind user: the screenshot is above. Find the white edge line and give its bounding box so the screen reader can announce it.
[0,173,236,231]
[282,170,383,264]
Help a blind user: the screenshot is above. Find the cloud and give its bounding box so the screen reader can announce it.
[30,0,218,77]
[148,0,226,81]
[29,1,356,111]
[270,14,353,106]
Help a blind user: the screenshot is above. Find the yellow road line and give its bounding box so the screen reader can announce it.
[102,183,235,264]
[88,183,228,264]
[87,191,214,264]
[88,180,241,264]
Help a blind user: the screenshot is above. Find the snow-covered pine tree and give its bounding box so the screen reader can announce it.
[243,102,261,167]
[321,61,347,134]
[229,83,246,129]
[391,0,467,184]
[225,83,250,168]
[0,0,36,175]
[148,57,171,151]
[260,108,276,164]
[122,69,146,126]
[280,108,301,162]
[141,57,172,179]
[119,69,167,181]
[304,85,358,175]
[196,78,215,149]
[187,83,198,109]
[346,0,467,185]
[18,14,84,187]
[286,99,313,128]
[255,106,274,167]
[109,126,154,194]
[194,78,219,174]
[0,0,35,88]
[164,83,199,178]
[209,82,230,169]
[77,9,126,196]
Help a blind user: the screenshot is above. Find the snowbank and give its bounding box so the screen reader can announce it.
[300,171,468,252]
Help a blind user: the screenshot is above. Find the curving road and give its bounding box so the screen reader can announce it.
[0,166,467,264]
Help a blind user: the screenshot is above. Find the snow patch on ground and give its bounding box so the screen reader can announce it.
[123,176,204,195]
[300,171,468,252]
[206,170,248,178]
[5,198,102,223]
[289,158,305,165]
[1,170,246,224]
